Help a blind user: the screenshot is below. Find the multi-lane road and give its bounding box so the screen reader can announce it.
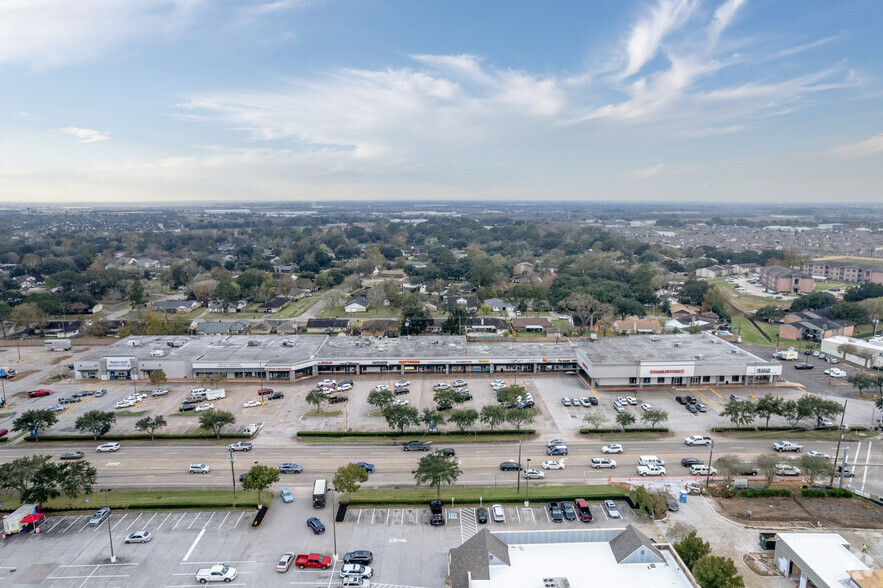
[4,436,881,493]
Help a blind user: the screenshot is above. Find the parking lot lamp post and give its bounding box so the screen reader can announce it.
[705,440,714,489]
[874,319,879,338]
[330,487,338,560]
[516,441,522,494]
[229,448,237,498]
[1,377,6,408]
[525,459,531,506]
[829,400,848,488]
[99,489,116,563]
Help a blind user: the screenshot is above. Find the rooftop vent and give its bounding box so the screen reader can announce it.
[650,335,660,341]
[674,342,683,348]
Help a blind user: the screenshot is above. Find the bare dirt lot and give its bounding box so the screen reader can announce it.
[717,495,883,528]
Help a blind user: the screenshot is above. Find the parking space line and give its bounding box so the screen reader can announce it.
[233,512,245,528]
[173,513,187,530]
[44,515,67,532]
[157,513,172,529]
[182,528,205,561]
[357,510,362,524]
[202,512,216,529]
[141,512,158,530]
[544,507,550,523]
[515,507,520,524]
[188,512,202,529]
[386,509,390,525]
[217,512,229,530]
[111,514,128,530]
[63,516,83,532]
[125,513,143,531]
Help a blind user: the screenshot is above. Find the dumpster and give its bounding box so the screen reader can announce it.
[759,532,777,550]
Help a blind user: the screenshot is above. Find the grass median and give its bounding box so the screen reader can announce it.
[298,433,535,444]
[717,429,873,441]
[346,484,626,506]
[0,489,268,513]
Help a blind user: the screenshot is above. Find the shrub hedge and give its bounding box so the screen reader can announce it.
[297,429,536,438]
[733,488,792,497]
[802,488,853,498]
[23,433,251,442]
[579,427,669,434]
[711,425,869,433]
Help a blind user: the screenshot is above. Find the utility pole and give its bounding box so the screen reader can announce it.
[516,441,522,494]
[705,440,715,488]
[229,448,237,498]
[829,399,848,488]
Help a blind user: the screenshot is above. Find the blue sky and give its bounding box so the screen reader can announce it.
[1,0,880,203]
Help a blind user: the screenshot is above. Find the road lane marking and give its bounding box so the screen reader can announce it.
[182,528,205,562]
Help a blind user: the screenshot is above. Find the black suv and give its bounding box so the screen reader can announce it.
[268,391,284,400]
[476,507,488,524]
[339,379,354,387]
[681,457,703,467]
[436,403,453,411]
[685,395,698,404]
[394,387,410,395]
[548,502,564,523]
[429,500,445,526]
[343,550,373,565]
[675,396,687,405]
[179,404,196,412]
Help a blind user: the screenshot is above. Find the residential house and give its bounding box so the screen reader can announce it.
[425,317,446,334]
[484,298,515,313]
[758,265,815,294]
[360,319,399,338]
[305,318,350,334]
[42,320,81,338]
[695,264,732,279]
[14,274,44,289]
[442,294,478,312]
[102,320,126,337]
[733,262,761,275]
[467,317,508,336]
[217,243,235,252]
[256,297,290,313]
[193,319,250,336]
[613,317,664,335]
[779,309,854,341]
[272,264,294,273]
[509,317,558,334]
[150,299,201,313]
[513,262,534,275]
[344,295,369,313]
[379,268,406,279]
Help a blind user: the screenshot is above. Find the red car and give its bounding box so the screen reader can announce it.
[0,429,8,438]
[28,389,52,398]
[257,387,274,396]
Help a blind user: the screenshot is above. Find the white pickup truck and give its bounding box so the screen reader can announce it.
[195,564,237,583]
[684,435,712,446]
[637,464,666,476]
[773,440,803,453]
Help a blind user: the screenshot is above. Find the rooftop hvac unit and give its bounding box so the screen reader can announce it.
[694,354,703,360]
[650,335,660,341]
[151,349,166,357]
[674,342,682,348]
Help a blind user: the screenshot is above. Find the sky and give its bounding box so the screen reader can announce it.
[0,0,881,204]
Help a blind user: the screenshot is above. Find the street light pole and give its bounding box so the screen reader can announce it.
[829,400,848,488]
[705,440,714,489]
[229,448,237,498]
[525,458,531,506]
[330,487,338,560]
[99,489,116,563]
[516,441,522,494]
[1,377,6,409]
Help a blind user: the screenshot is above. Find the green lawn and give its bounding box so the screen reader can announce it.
[304,410,342,417]
[275,296,320,317]
[814,280,850,292]
[114,410,148,417]
[579,431,671,440]
[348,484,626,506]
[0,489,266,513]
[718,429,874,441]
[298,433,535,444]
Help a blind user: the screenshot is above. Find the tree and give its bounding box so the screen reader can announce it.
[59,460,98,507]
[799,455,833,486]
[241,464,280,508]
[10,302,48,333]
[756,453,780,487]
[754,395,784,428]
[616,412,636,430]
[845,283,883,302]
[128,280,146,308]
[412,453,462,500]
[679,278,709,305]
[713,455,742,481]
[674,530,712,569]
[583,411,607,429]
[701,286,731,321]
[722,399,755,427]
[495,385,523,405]
[75,410,117,440]
[479,404,507,430]
[383,404,419,433]
[755,304,785,322]
[367,389,394,411]
[12,409,58,441]
[149,369,168,387]
[400,301,432,335]
[564,292,611,332]
[641,409,668,428]
[783,248,805,269]
[847,373,875,396]
[442,304,472,335]
[448,409,479,431]
[134,415,167,440]
[0,455,62,505]
[830,301,869,324]
[332,463,370,501]
[420,407,445,431]
[305,389,328,413]
[691,555,744,588]
[781,399,811,427]
[788,291,836,312]
[198,410,236,438]
[505,409,535,431]
[213,280,240,312]
[798,395,843,425]
[434,389,464,408]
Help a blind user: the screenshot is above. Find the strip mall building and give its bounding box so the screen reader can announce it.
[74,333,781,388]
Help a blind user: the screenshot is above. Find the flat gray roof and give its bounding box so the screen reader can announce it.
[576,333,776,366]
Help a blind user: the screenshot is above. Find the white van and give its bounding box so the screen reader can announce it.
[638,455,665,467]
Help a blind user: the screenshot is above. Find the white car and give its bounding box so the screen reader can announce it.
[547,439,566,447]
[189,463,210,474]
[318,379,337,388]
[640,403,652,411]
[243,400,261,408]
[590,457,616,469]
[806,450,831,459]
[243,423,260,436]
[828,368,846,378]
[602,444,623,454]
[151,389,168,397]
[775,464,801,476]
[522,468,544,479]
[115,400,135,409]
[392,399,409,406]
[542,460,565,470]
[194,403,214,412]
[395,380,410,388]
[616,396,628,405]
[451,379,467,387]
[124,530,152,543]
[339,564,373,578]
[96,442,120,453]
[626,397,637,405]
[604,500,620,518]
[337,383,353,391]
[373,384,390,392]
[492,504,505,522]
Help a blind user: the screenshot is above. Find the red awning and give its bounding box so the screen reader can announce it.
[20,513,44,524]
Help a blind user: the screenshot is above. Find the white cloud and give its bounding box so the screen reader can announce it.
[632,163,666,178]
[826,134,883,159]
[707,0,747,47]
[12,111,39,120]
[622,0,697,78]
[58,127,110,143]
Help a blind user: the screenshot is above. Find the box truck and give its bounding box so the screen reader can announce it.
[205,389,226,400]
[44,339,72,351]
